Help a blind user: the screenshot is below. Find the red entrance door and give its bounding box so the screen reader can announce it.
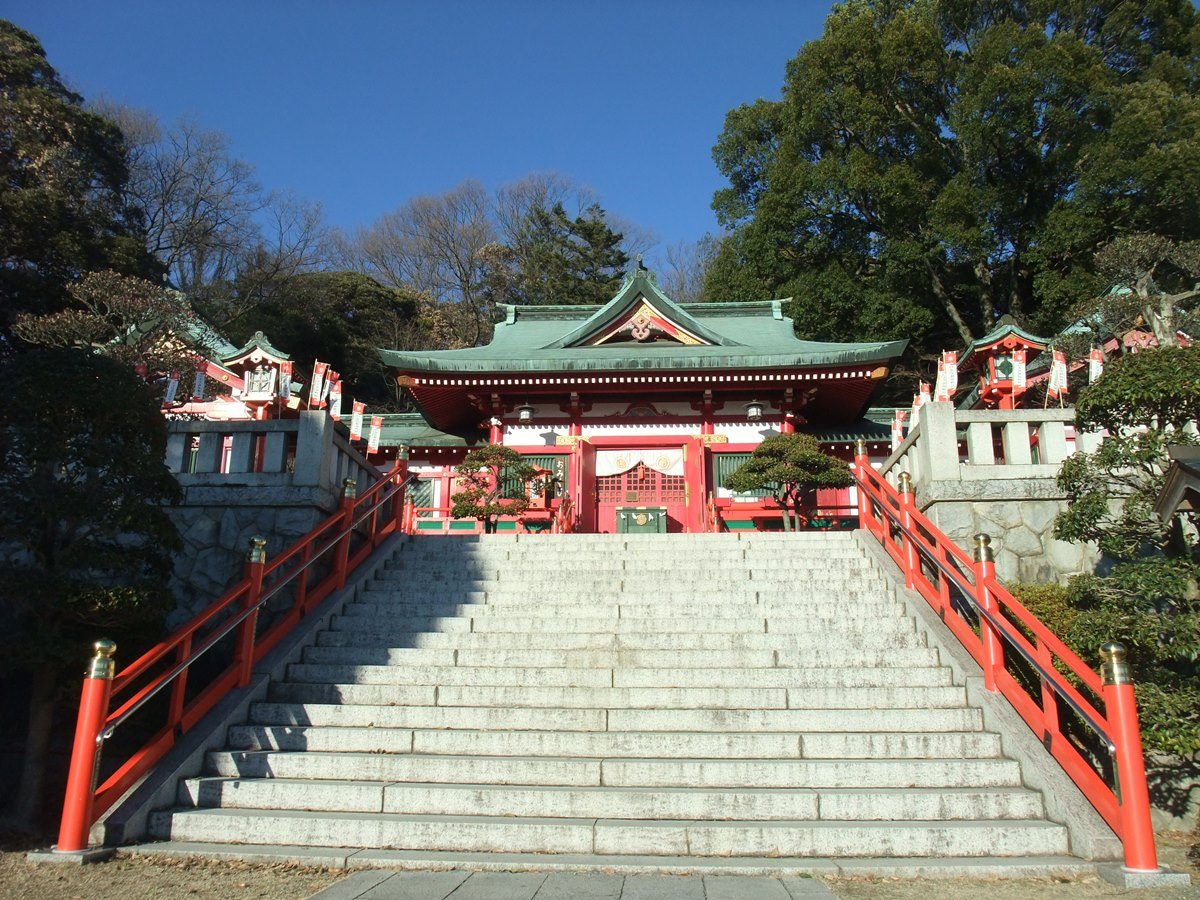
[595,462,687,533]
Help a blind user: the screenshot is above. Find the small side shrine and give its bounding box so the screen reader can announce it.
[170,330,302,421]
[957,318,1049,410]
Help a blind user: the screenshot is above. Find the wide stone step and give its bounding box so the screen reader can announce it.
[369,571,878,585]
[365,588,894,604]
[223,725,1000,759]
[328,614,918,636]
[178,777,1046,821]
[313,630,929,651]
[249,702,984,733]
[204,751,1022,789]
[388,561,868,573]
[605,707,984,733]
[299,646,944,669]
[266,682,968,710]
[149,807,1068,857]
[343,601,906,620]
[285,663,953,689]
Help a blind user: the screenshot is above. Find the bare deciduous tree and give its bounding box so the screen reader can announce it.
[94,101,326,323]
[660,234,719,303]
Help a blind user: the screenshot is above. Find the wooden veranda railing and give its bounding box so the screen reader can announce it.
[54,467,415,854]
[852,443,1160,873]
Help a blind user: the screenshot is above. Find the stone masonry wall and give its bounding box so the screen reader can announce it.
[166,501,328,627]
[920,480,1099,584]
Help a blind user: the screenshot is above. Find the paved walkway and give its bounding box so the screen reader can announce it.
[311,870,836,899]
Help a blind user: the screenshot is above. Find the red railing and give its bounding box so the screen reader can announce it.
[54,466,415,854]
[552,496,575,533]
[853,447,1159,872]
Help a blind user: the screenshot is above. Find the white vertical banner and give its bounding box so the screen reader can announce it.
[309,361,327,408]
[1047,349,1069,399]
[891,409,908,451]
[942,350,958,394]
[1088,347,1104,383]
[350,400,365,441]
[191,369,206,399]
[367,415,383,454]
[329,378,342,421]
[279,360,293,399]
[1011,349,1027,389]
[322,369,336,406]
[163,370,180,405]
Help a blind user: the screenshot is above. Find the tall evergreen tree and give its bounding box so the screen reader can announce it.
[0,21,160,336]
[519,203,629,305]
[706,1,1200,368]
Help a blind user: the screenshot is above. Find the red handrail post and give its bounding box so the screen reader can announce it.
[392,447,410,531]
[973,533,1004,692]
[334,477,356,589]
[897,472,918,590]
[55,640,116,853]
[853,440,869,526]
[402,496,414,535]
[1101,642,1160,872]
[236,537,267,688]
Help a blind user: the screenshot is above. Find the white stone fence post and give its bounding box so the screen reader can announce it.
[164,410,381,502]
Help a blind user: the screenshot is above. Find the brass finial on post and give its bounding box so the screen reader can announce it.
[396,443,410,461]
[88,639,117,680]
[1100,641,1132,686]
[342,477,358,499]
[854,439,867,457]
[898,471,913,495]
[973,533,994,563]
[246,536,267,564]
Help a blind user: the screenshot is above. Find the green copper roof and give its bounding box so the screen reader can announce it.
[220,330,290,363]
[379,272,906,375]
[960,318,1049,368]
[376,413,482,448]
[543,270,739,348]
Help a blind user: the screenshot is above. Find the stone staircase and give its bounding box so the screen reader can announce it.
[148,532,1076,868]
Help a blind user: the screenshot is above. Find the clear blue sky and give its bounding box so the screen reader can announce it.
[4,1,833,254]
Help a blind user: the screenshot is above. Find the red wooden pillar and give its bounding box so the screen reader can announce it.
[236,537,267,687]
[973,533,1005,692]
[55,640,117,853]
[780,412,796,434]
[1101,642,1160,872]
[334,478,356,587]
[391,446,410,531]
[683,436,706,533]
[853,440,870,528]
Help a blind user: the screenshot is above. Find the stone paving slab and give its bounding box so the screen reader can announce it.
[309,870,837,899]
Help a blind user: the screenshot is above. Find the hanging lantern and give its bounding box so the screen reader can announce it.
[745,399,764,422]
[517,403,535,423]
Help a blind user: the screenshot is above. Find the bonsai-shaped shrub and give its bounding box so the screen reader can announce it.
[450,444,538,533]
[723,433,853,531]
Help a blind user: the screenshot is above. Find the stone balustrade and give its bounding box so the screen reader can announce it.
[877,403,1103,583]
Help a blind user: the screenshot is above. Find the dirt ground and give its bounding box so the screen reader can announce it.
[0,847,338,900]
[830,832,1200,899]
[0,832,1195,900]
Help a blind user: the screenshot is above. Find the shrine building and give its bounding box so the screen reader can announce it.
[376,269,905,534]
